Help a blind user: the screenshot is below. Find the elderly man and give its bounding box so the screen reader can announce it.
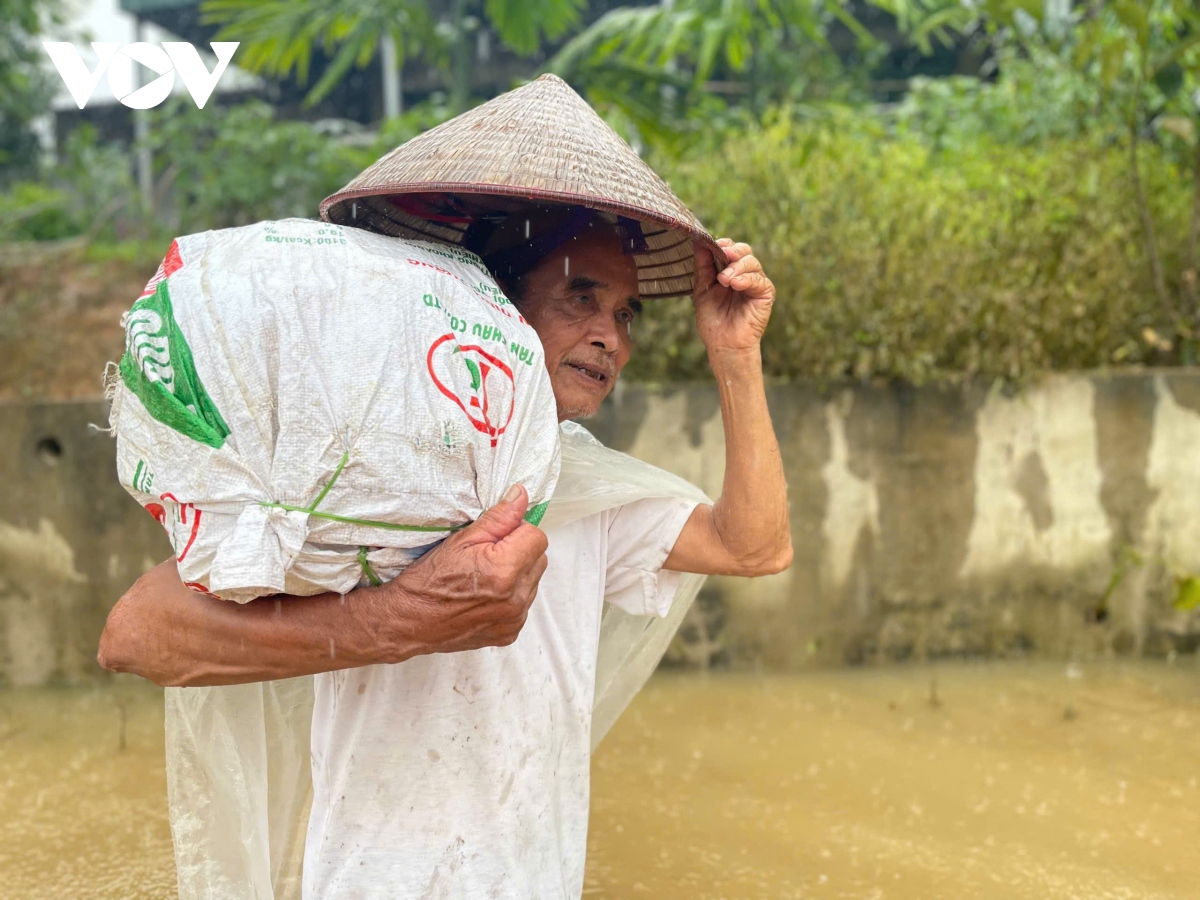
[99,76,791,898]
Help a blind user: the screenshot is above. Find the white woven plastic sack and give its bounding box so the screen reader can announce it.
[109,218,561,602]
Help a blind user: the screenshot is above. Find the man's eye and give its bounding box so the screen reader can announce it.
[617,310,633,325]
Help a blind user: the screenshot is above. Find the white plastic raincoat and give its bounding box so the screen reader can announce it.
[165,420,709,899]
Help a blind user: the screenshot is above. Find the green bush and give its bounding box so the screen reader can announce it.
[1,99,455,246]
[0,180,75,240]
[147,98,367,231]
[627,113,1192,384]
[142,99,457,234]
[0,124,141,242]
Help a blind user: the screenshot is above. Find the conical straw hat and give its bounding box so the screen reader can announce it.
[320,74,720,299]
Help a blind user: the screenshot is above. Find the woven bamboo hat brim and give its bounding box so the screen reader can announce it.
[320,74,720,299]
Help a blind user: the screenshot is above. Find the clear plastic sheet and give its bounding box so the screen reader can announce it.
[165,421,710,899]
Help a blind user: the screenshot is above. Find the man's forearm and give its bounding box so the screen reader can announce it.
[99,486,549,687]
[98,561,422,687]
[709,345,791,569]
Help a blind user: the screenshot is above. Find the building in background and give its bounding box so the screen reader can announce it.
[39,0,260,150]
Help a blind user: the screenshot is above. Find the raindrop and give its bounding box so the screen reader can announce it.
[351,202,357,220]
[116,700,127,753]
[275,600,282,617]
[329,638,336,659]
[564,256,570,276]
[524,219,530,239]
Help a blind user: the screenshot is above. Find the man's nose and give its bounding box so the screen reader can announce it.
[587,315,620,353]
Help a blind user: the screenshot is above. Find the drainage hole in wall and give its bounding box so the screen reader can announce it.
[36,437,62,467]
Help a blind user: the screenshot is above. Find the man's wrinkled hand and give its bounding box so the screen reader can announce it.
[693,238,776,353]
[388,484,548,655]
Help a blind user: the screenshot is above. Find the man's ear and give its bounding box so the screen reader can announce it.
[496,274,523,308]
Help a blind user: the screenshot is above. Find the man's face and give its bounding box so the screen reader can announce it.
[514,229,641,421]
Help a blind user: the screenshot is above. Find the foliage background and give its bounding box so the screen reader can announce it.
[627,110,1192,384]
[2,0,1199,387]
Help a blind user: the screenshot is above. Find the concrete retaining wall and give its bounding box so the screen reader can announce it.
[1,372,1198,684]
[0,402,168,684]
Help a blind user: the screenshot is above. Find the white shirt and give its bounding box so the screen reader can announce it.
[303,497,699,899]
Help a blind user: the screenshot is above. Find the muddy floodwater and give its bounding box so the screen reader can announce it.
[0,662,1196,899]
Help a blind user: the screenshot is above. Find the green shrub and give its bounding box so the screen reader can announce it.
[147,98,368,231]
[628,113,1192,384]
[0,180,75,241]
[892,53,1112,152]
[0,124,141,242]
[1,99,454,250]
[142,99,456,235]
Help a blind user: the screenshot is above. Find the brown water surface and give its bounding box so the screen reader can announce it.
[0,661,1195,898]
[588,661,1200,899]
[0,683,173,899]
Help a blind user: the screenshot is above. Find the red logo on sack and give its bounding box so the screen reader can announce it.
[139,239,184,298]
[156,492,202,562]
[426,333,515,447]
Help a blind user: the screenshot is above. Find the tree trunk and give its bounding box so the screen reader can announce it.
[381,34,403,119]
[450,0,473,114]
[1185,133,1200,331]
[1129,117,1176,326]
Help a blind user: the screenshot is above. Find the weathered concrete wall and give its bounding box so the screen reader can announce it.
[0,401,169,684]
[585,372,1200,670]
[1,371,1198,683]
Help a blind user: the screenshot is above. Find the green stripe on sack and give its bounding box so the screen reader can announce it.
[524,501,549,527]
[119,279,230,448]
